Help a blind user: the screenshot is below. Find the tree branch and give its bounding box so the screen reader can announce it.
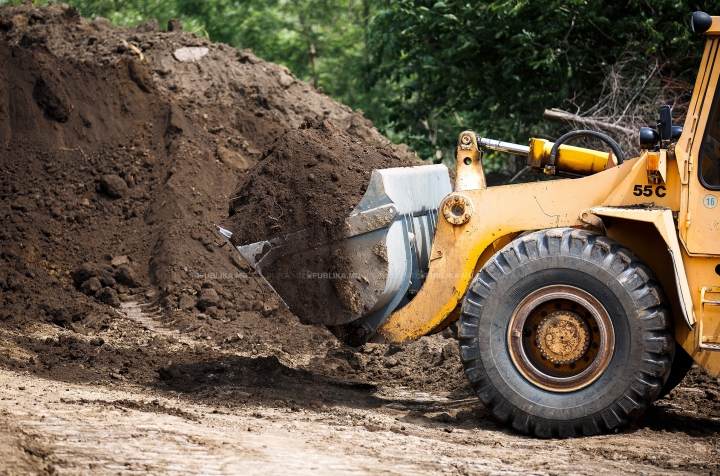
[542,108,635,136]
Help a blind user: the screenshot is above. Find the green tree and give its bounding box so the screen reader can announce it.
[365,0,719,175]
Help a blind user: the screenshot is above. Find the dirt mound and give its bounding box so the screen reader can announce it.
[0,0,409,316]
[225,119,416,246]
[0,1,469,399]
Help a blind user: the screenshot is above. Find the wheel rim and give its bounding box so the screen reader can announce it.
[507,285,615,392]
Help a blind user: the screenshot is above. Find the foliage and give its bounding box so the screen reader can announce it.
[365,0,720,175]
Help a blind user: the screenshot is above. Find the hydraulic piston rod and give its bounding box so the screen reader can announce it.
[475,134,616,177]
[476,136,530,156]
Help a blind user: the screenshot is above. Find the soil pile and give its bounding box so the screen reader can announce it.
[0,2,468,396]
[225,119,416,246]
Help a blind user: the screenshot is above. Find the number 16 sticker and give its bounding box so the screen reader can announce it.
[705,194,718,209]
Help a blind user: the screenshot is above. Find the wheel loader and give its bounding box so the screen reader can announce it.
[218,11,720,437]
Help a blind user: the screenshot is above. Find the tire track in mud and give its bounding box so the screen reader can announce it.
[119,301,191,344]
[0,369,714,475]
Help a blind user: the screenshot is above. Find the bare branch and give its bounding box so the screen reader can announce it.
[543,109,635,136]
[552,53,690,157]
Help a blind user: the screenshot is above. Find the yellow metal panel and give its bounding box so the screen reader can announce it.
[374,158,639,344]
[699,287,720,348]
[425,232,518,335]
[588,207,695,327]
[455,131,486,191]
[677,250,720,376]
[679,38,720,255]
[688,191,720,254]
[601,150,680,209]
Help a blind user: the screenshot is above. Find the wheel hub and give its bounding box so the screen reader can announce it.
[507,285,615,392]
[536,311,591,365]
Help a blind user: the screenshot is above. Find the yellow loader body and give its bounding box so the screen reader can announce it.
[221,11,720,437]
[376,19,720,381]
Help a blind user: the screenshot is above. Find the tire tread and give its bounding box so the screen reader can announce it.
[458,228,674,438]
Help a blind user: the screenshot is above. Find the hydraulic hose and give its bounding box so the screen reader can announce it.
[547,130,625,176]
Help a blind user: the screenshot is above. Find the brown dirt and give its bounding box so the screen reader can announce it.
[223,120,419,325]
[1,4,720,473]
[222,119,418,326]
[224,119,416,246]
[0,2,456,396]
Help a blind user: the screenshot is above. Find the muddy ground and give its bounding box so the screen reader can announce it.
[2,3,720,475]
[2,307,720,475]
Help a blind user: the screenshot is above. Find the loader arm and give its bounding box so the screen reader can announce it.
[373,144,638,344]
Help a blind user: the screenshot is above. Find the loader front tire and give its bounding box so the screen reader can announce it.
[458,228,674,438]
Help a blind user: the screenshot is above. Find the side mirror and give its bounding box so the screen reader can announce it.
[658,105,673,142]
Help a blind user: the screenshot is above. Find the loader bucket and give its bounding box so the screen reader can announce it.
[218,164,452,337]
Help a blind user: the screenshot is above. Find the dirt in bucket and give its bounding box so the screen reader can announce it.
[224,118,418,247]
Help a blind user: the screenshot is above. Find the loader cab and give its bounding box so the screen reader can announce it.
[675,14,720,256]
[669,14,720,358]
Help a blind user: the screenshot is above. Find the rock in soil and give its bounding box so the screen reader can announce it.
[80,277,102,296]
[99,174,128,198]
[196,288,219,311]
[114,265,139,287]
[178,294,196,310]
[97,287,121,307]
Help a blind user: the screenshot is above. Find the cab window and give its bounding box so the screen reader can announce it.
[701,90,720,188]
